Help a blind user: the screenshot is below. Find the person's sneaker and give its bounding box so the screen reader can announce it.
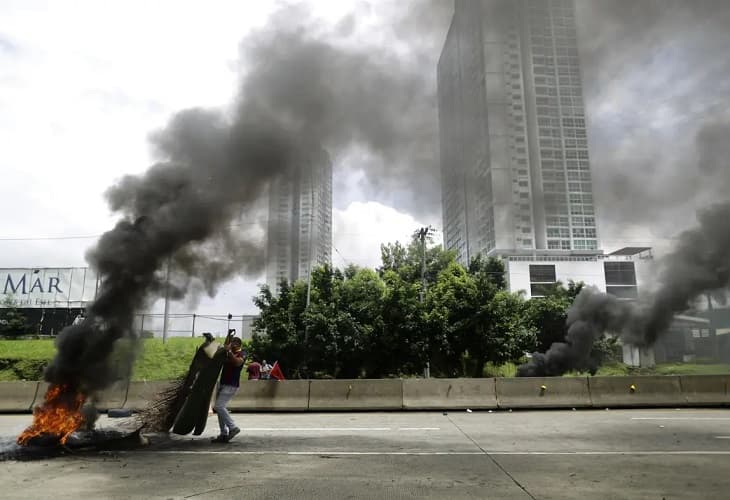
[227,427,241,441]
[211,434,229,443]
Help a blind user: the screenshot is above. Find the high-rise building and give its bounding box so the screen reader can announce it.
[438,0,599,265]
[266,147,332,294]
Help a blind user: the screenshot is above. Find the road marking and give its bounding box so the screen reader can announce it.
[631,417,730,421]
[237,427,392,431]
[126,450,730,456]
[225,427,440,432]
[715,436,730,439]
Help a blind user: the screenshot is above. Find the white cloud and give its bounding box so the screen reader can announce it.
[333,201,439,270]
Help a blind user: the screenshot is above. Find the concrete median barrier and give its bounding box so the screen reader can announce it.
[496,377,591,409]
[589,376,685,408]
[229,380,310,411]
[32,381,131,412]
[308,379,403,410]
[402,378,497,409]
[124,381,172,411]
[92,381,129,411]
[32,382,49,409]
[680,375,729,406]
[0,381,39,412]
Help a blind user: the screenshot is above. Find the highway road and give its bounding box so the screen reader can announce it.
[1,409,729,499]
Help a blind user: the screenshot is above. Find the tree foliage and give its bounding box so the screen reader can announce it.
[525,280,584,352]
[253,237,537,378]
[0,297,28,337]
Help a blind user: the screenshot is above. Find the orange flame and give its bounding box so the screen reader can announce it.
[17,384,86,446]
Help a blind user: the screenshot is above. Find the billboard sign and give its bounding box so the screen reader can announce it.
[0,268,99,308]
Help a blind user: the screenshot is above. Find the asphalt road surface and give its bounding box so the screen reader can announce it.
[1,409,729,499]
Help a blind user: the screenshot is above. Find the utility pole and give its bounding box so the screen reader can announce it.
[162,256,172,344]
[415,226,434,378]
[415,226,434,302]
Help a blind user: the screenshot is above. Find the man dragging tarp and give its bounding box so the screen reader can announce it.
[211,337,245,443]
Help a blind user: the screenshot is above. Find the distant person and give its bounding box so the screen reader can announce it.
[72,312,85,325]
[211,337,244,443]
[247,356,262,380]
[261,360,273,379]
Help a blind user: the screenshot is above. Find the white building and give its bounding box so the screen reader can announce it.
[503,247,652,299]
[438,0,598,263]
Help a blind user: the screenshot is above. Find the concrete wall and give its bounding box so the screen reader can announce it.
[0,381,38,412]
[124,381,171,411]
[92,381,129,411]
[496,377,591,409]
[229,380,309,411]
[403,378,497,409]
[0,376,727,413]
[308,379,403,411]
[680,375,729,406]
[589,376,685,408]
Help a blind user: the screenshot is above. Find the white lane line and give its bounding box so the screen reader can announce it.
[715,436,730,439]
[631,417,730,421]
[126,450,730,456]
[221,427,440,432]
[235,427,392,431]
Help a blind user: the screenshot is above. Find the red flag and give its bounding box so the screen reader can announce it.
[269,361,285,381]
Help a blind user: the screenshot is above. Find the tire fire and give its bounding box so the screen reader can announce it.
[17,384,86,446]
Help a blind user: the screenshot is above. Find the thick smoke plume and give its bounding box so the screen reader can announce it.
[519,201,730,377]
[45,110,296,392]
[43,3,451,396]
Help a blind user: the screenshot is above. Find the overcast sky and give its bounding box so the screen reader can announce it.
[1,0,728,327]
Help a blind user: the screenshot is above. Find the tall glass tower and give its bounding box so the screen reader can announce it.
[438,0,599,264]
[266,147,332,294]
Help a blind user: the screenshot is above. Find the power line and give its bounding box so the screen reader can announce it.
[0,221,264,242]
[333,245,351,267]
[0,234,102,241]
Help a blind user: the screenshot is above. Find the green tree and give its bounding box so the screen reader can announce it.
[252,279,309,378]
[424,261,475,376]
[379,270,424,376]
[425,258,533,377]
[0,297,27,337]
[334,267,385,378]
[526,281,584,352]
[379,235,456,288]
[462,256,533,376]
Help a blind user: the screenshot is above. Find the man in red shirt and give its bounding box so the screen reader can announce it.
[247,356,262,380]
[211,337,244,443]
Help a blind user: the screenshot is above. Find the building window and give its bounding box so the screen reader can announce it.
[604,261,638,299]
[530,264,557,297]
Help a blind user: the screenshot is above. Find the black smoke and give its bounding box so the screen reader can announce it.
[575,0,730,241]
[41,2,453,395]
[519,201,730,377]
[45,109,296,392]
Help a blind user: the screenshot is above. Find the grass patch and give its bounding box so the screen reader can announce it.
[563,362,730,377]
[0,337,222,381]
[0,339,57,360]
[483,362,518,378]
[132,338,200,381]
[653,363,730,376]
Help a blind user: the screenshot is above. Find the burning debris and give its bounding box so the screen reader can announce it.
[17,385,85,446]
[519,201,730,377]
